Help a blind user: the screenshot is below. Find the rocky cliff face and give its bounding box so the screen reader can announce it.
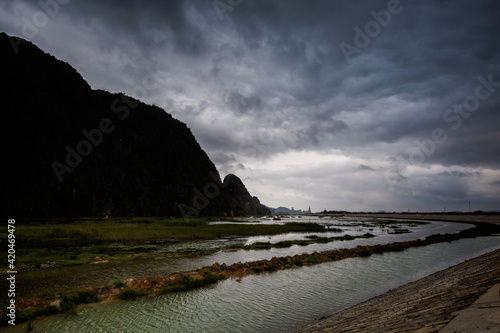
[0,32,269,218]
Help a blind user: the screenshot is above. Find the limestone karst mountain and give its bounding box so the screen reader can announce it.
[0,32,270,218]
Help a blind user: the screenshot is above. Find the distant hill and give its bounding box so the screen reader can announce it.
[269,206,309,214]
[0,32,269,218]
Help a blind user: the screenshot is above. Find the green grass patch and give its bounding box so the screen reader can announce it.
[16,220,327,244]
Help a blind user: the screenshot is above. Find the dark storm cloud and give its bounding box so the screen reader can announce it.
[227,89,262,114]
[61,0,209,56]
[208,0,500,167]
[1,0,499,210]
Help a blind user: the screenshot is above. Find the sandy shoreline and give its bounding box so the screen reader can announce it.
[294,247,500,332]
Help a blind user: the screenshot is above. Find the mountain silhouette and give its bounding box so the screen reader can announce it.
[0,32,270,218]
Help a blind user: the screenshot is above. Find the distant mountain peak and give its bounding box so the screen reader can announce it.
[221,174,270,216]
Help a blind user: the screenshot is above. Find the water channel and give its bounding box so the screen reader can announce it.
[3,217,499,332]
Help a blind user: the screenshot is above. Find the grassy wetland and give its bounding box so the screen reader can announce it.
[3,217,331,271]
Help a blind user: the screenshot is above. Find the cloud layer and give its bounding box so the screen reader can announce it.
[2,0,499,211]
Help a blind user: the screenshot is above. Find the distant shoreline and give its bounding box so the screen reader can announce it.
[345,213,500,225]
[294,243,500,332]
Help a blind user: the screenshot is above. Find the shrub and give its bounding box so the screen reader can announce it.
[252,267,262,273]
[13,306,59,325]
[340,235,355,241]
[201,273,223,285]
[305,235,319,239]
[161,274,224,293]
[116,288,145,300]
[274,241,294,248]
[358,249,372,257]
[314,237,330,244]
[252,242,272,249]
[77,290,100,303]
[264,264,278,272]
[113,281,126,288]
[60,289,101,312]
[305,256,320,264]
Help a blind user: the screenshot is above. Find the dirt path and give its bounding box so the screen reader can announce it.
[294,247,500,332]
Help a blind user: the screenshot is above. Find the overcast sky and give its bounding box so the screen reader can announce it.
[2,0,500,212]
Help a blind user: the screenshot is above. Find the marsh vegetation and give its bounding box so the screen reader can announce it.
[5,218,329,270]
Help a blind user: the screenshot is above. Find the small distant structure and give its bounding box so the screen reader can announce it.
[307,206,312,214]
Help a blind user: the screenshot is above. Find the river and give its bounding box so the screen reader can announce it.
[3,217,500,332]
